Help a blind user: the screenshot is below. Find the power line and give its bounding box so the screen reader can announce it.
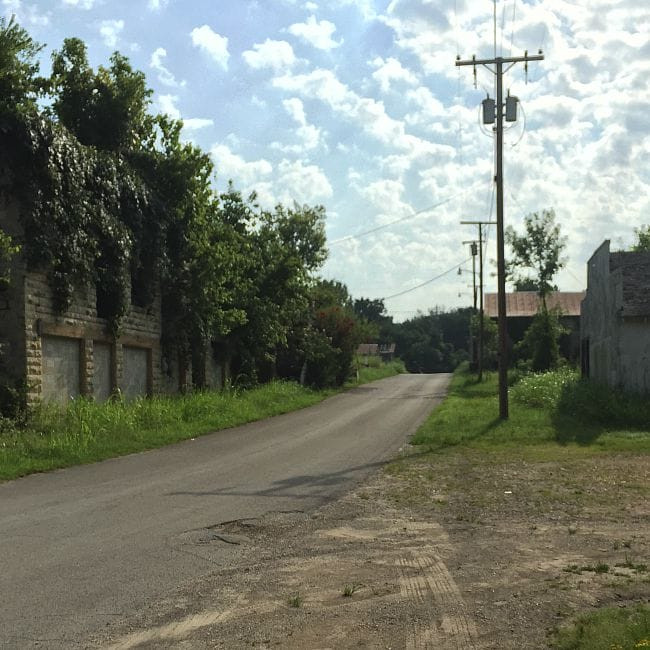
[329,186,478,246]
[382,257,472,301]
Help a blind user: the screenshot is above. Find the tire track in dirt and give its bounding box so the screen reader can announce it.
[398,547,477,650]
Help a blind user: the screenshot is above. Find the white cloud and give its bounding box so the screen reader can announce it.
[155,96,212,132]
[150,47,185,87]
[183,118,214,131]
[157,94,181,120]
[211,143,273,186]
[147,0,168,9]
[272,97,323,153]
[370,56,418,93]
[191,24,230,69]
[62,0,94,8]
[288,15,342,50]
[4,2,50,25]
[242,39,297,72]
[273,68,437,158]
[277,159,333,204]
[99,19,124,48]
[283,97,307,126]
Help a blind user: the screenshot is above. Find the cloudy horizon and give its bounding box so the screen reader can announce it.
[5,0,649,320]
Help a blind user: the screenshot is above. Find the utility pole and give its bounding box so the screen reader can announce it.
[456,50,544,419]
[461,221,495,382]
[462,240,478,367]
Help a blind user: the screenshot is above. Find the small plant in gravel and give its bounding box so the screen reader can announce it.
[342,583,360,598]
[287,593,302,608]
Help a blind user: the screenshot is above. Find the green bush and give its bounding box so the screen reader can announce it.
[514,306,567,371]
[511,368,650,431]
[556,377,650,429]
[511,368,578,409]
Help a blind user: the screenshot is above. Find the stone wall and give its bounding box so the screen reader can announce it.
[19,270,164,404]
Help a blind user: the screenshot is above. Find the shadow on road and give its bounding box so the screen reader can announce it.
[165,460,387,500]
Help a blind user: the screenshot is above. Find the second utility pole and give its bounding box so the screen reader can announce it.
[456,50,544,419]
[461,221,494,382]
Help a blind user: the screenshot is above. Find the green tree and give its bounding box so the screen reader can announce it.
[0,16,44,112]
[50,38,153,152]
[632,225,650,252]
[353,297,387,324]
[505,208,567,300]
[514,307,567,372]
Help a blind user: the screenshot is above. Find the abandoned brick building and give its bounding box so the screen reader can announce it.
[0,197,224,405]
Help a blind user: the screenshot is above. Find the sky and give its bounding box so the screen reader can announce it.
[3,0,649,320]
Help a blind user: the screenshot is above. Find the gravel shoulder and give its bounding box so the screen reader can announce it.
[95,444,649,649]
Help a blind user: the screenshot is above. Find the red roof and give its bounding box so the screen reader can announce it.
[484,291,585,318]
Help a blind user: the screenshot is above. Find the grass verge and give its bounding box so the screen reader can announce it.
[0,360,405,481]
[410,366,650,455]
[551,604,650,650]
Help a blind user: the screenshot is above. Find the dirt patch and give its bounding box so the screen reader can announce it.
[96,449,649,649]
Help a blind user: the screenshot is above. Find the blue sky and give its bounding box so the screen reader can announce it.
[4,0,649,319]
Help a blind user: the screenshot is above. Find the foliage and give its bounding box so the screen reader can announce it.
[551,604,650,650]
[305,305,365,387]
[382,308,471,374]
[510,368,578,409]
[49,37,154,152]
[0,21,372,395]
[0,15,44,113]
[631,225,650,252]
[353,297,388,324]
[555,376,650,432]
[469,311,498,367]
[514,306,567,371]
[0,229,19,289]
[0,112,145,329]
[505,208,567,298]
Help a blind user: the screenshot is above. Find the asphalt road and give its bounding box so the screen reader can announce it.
[0,372,451,649]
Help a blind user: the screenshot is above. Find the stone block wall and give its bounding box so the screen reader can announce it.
[20,270,163,404]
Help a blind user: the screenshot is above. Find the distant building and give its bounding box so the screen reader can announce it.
[581,240,650,393]
[355,342,396,364]
[485,291,585,360]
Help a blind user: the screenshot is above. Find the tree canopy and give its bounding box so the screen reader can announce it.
[505,208,567,298]
[632,225,650,252]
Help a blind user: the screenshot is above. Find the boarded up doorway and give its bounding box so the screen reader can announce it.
[122,346,151,400]
[41,335,81,404]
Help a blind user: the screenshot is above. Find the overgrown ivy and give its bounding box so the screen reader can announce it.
[0,111,163,335]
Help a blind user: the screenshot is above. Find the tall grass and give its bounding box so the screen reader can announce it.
[411,366,650,452]
[0,360,406,481]
[0,381,328,480]
[511,368,650,436]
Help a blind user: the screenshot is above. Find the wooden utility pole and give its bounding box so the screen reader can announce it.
[456,50,544,419]
[461,221,495,381]
[462,239,478,367]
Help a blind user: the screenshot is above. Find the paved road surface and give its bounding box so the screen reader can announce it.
[0,373,451,648]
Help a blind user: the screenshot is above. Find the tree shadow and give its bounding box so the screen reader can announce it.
[552,411,604,446]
